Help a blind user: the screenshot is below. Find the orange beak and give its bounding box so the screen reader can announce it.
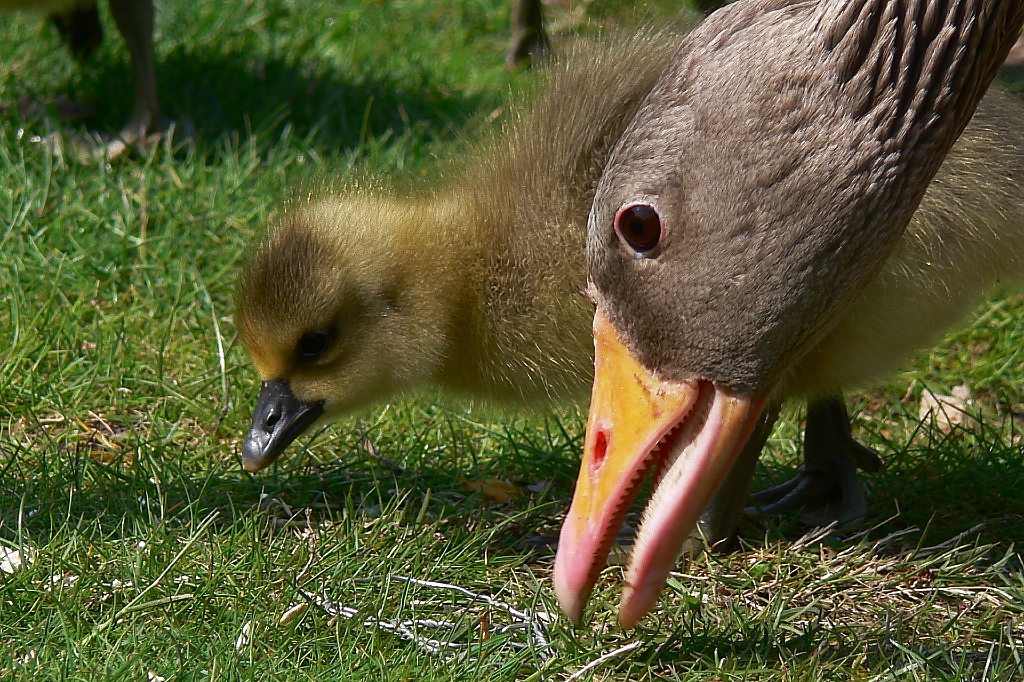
[553,309,766,628]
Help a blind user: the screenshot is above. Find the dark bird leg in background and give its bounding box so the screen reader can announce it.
[49,1,103,61]
[507,0,724,69]
[507,0,550,68]
[35,0,165,161]
[749,395,884,525]
[93,0,163,160]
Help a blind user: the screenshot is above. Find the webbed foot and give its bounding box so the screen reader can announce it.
[747,394,883,525]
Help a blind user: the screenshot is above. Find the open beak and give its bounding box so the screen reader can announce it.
[241,379,324,472]
[553,309,766,628]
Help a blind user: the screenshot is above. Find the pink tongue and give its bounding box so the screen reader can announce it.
[618,389,766,628]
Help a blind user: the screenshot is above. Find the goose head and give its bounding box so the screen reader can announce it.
[554,0,1024,627]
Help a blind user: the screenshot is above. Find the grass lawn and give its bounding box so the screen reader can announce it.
[1,0,1023,679]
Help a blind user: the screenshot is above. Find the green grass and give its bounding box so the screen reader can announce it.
[1,1,1023,679]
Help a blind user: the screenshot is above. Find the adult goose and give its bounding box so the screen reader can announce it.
[236,6,1023,535]
[555,0,1024,627]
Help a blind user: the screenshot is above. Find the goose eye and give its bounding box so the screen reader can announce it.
[614,203,662,254]
[296,329,331,360]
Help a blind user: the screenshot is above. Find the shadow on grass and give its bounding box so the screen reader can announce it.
[4,402,1023,552]
[750,410,1024,553]
[162,47,498,155]
[4,417,1019,569]
[623,621,862,674]
[7,42,500,164]
[0,409,581,551]
[611,614,1019,677]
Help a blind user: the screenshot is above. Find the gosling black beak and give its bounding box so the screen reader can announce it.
[241,379,324,472]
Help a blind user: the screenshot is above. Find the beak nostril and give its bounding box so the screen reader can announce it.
[264,407,280,430]
[589,429,609,478]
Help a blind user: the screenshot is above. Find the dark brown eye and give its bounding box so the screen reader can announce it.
[296,329,331,360]
[614,203,662,254]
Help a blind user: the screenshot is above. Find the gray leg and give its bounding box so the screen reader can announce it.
[747,394,882,525]
[71,0,163,161]
[32,0,165,162]
[696,401,782,547]
[50,2,104,61]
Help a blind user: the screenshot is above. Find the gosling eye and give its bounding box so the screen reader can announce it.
[295,329,332,361]
[614,203,662,255]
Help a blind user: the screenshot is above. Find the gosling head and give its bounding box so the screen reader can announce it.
[234,195,451,471]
